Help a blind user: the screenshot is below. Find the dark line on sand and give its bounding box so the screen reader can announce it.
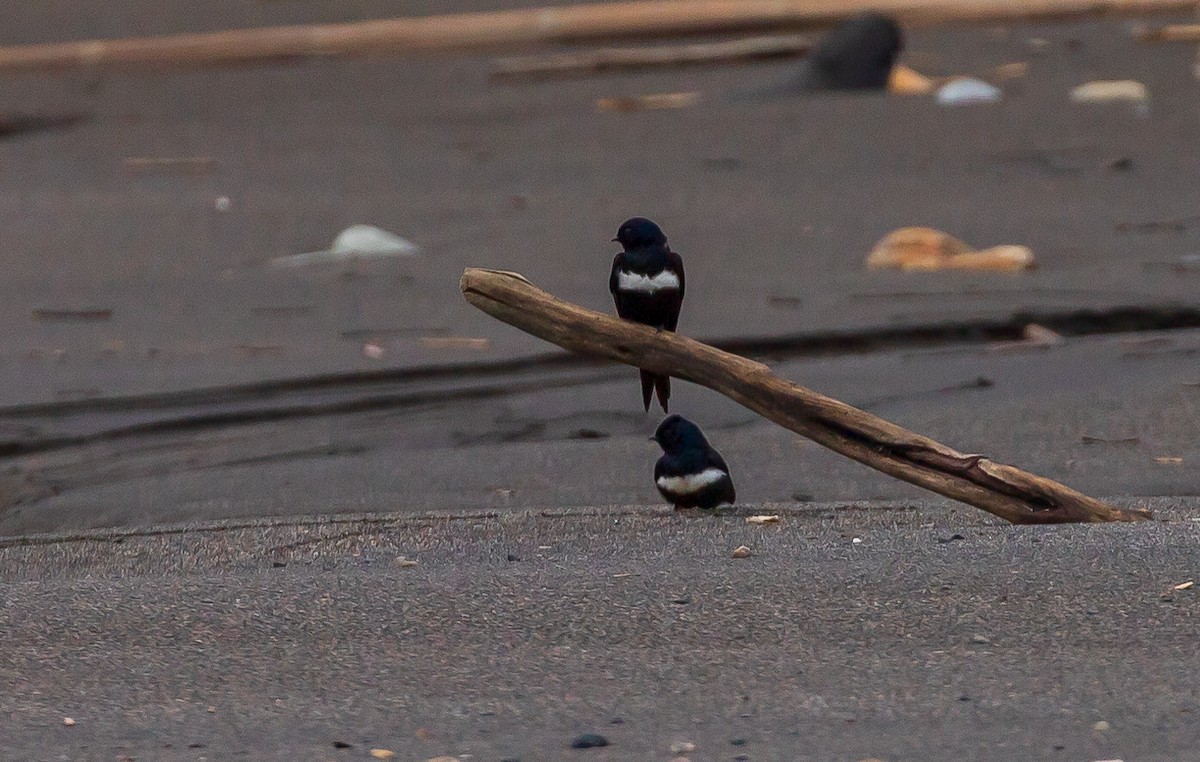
[1,305,1199,459]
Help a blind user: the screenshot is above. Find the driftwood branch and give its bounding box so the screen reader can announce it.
[1135,23,1200,41]
[460,268,1151,525]
[491,35,811,81]
[0,0,1193,73]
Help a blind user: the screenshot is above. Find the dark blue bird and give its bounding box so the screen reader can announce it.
[794,13,903,92]
[609,217,685,413]
[652,415,736,510]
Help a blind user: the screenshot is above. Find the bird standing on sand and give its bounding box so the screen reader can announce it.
[793,12,903,92]
[609,217,685,413]
[652,415,736,510]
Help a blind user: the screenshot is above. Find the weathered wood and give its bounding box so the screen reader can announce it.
[461,268,1151,524]
[491,35,811,80]
[0,0,1192,73]
[1135,22,1200,41]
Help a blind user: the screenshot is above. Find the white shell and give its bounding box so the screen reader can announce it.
[936,78,1002,106]
[271,224,419,268]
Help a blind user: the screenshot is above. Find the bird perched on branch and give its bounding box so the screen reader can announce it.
[652,415,736,510]
[608,217,685,412]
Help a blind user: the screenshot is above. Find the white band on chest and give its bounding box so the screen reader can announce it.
[656,467,727,495]
[618,270,680,293]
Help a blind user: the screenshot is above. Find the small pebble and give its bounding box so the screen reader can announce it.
[570,734,610,749]
[971,634,991,644]
[1093,720,1111,732]
[369,750,395,760]
[62,717,76,727]
[669,741,696,754]
[731,545,752,559]
[213,196,232,213]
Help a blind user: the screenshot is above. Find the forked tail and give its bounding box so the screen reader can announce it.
[640,369,671,413]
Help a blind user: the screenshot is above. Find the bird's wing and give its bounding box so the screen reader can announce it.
[609,253,624,296]
[705,447,732,475]
[664,250,685,331]
[668,250,685,301]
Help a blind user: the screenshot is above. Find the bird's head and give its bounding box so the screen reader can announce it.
[613,217,668,250]
[653,414,707,453]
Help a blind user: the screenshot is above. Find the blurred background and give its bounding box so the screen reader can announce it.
[3,0,1200,534]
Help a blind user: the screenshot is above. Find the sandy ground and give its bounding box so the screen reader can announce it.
[3,501,1200,761]
[3,5,1200,760]
[0,14,1199,404]
[1,15,1200,532]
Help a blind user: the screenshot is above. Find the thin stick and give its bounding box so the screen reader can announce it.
[460,268,1150,524]
[0,0,1193,73]
[491,35,811,80]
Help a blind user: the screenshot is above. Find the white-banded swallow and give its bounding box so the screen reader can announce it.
[652,414,736,510]
[608,217,685,413]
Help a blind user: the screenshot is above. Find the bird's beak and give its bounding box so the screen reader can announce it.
[611,237,620,242]
[647,435,656,442]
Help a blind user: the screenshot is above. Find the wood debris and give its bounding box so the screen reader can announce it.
[420,337,491,350]
[1070,79,1149,103]
[1136,22,1200,41]
[596,92,700,112]
[866,227,1035,272]
[989,61,1030,81]
[887,63,936,94]
[745,514,781,524]
[493,35,809,80]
